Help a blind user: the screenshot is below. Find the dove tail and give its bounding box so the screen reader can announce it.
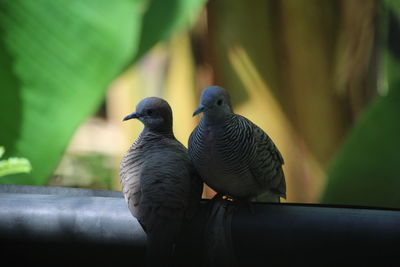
[145,218,181,267]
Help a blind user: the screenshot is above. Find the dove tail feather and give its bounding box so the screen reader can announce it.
[145,218,181,267]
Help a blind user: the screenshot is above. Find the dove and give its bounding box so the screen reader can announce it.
[189,86,286,202]
[120,97,203,266]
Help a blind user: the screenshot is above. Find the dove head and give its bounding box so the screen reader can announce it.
[193,86,233,123]
[123,97,173,134]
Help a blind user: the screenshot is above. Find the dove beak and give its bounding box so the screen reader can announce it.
[193,104,205,117]
[123,112,140,121]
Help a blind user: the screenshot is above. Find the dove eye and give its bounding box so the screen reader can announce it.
[217,99,223,106]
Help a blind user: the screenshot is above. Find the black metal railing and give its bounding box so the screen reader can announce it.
[1,185,399,266]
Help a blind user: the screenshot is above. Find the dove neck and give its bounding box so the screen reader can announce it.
[202,112,231,126]
[142,125,175,139]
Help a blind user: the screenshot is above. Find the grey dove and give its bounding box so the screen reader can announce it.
[189,86,286,202]
[120,97,203,266]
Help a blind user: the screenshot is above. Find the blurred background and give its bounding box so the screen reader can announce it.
[1,0,399,208]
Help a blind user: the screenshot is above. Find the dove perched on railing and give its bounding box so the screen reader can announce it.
[189,86,286,202]
[120,97,203,266]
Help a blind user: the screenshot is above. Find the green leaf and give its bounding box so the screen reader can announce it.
[0,147,4,158]
[321,49,400,207]
[0,0,205,185]
[135,0,206,60]
[0,157,31,177]
[0,0,144,184]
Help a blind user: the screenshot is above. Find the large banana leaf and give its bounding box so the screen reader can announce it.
[0,0,204,185]
[135,0,205,61]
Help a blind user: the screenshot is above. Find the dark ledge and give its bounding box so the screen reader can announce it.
[0,185,399,266]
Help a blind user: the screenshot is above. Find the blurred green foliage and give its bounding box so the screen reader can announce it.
[0,0,205,185]
[49,153,113,189]
[321,1,400,208]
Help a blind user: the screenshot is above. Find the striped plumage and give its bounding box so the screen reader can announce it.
[189,86,286,202]
[120,132,200,228]
[120,97,202,265]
